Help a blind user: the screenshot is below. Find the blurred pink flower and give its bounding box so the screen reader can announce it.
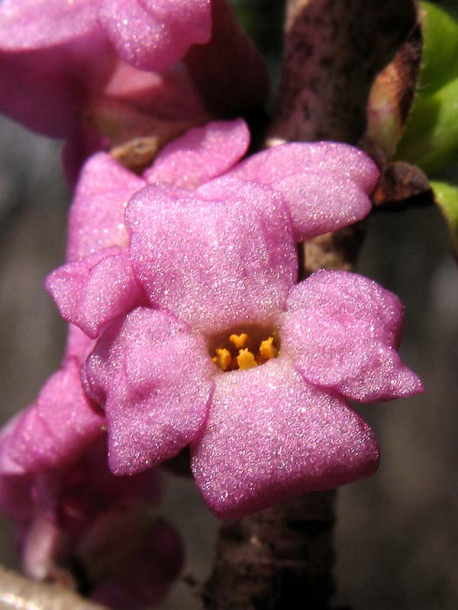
[0,325,103,474]
[0,435,183,609]
[0,0,210,138]
[0,0,268,176]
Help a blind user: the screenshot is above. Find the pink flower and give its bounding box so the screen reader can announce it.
[0,326,103,474]
[0,0,268,155]
[82,271,422,519]
[0,113,157,476]
[0,435,183,609]
[0,0,208,136]
[47,119,251,338]
[47,119,374,337]
[45,120,422,518]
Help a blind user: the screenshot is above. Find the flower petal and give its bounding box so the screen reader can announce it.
[229,142,379,240]
[83,308,214,475]
[0,29,115,138]
[68,153,145,261]
[0,0,96,50]
[47,247,145,339]
[2,361,105,474]
[191,359,379,519]
[144,119,250,188]
[127,180,297,334]
[282,270,424,401]
[99,0,211,72]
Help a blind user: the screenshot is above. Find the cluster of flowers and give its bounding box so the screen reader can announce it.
[0,0,423,607]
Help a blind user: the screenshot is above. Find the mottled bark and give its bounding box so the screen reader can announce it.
[204,492,336,610]
[269,0,416,145]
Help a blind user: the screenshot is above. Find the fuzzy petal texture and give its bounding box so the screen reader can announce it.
[127,180,297,334]
[282,270,424,402]
[0,361,104,474]
[191,359,380,519]
[47,247,145,339]
[144,119,250,188]
[83,308,215,474]
[99,0,211,71]
[229,141,379,240]
[68,153,145,261]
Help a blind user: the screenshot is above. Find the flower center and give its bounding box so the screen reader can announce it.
[209,324,279,371]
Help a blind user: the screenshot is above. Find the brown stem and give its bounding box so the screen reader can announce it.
[203,2,419,609]
[204,492,336,610]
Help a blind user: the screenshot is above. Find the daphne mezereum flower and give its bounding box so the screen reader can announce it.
[82,268,423,520]
[0,0,212,139]
[46,118,374,339]
[44,119,423,518]
[0,117,165,476]
[0,434,183,609]
[0,0,268,173]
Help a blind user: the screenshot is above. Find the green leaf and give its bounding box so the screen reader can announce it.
[397,77,458,174]
[430,180,458,251]
[418,1,458,96]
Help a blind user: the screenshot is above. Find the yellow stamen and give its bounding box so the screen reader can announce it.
[212,348,232,371]
[259,336,278,361]
[237,349,258,370]
[229,333,249,349]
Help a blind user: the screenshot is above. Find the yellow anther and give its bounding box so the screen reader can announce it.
[229,333,249,349]
[259,337,277,361]
[237,349,258,370]
[212,348,232,371]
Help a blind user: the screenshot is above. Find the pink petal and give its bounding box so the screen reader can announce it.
[127,180,297,334]
[191,359,379,519]
[229,142,379,240]
[4,361,105,473]
[99,0,211,72]
[270,173,373,241]
[103,62,206,121]
[63,324,97,365]
[67,153,145,261]
[282,270,424,402]
[0,0,96,50]
[0,49,85,137]
[82,308,214,475]
[145,119,250,188]
[47,247,145,339]
[0,30,115,138]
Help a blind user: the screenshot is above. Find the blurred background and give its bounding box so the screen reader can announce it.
[1,0,457,607]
